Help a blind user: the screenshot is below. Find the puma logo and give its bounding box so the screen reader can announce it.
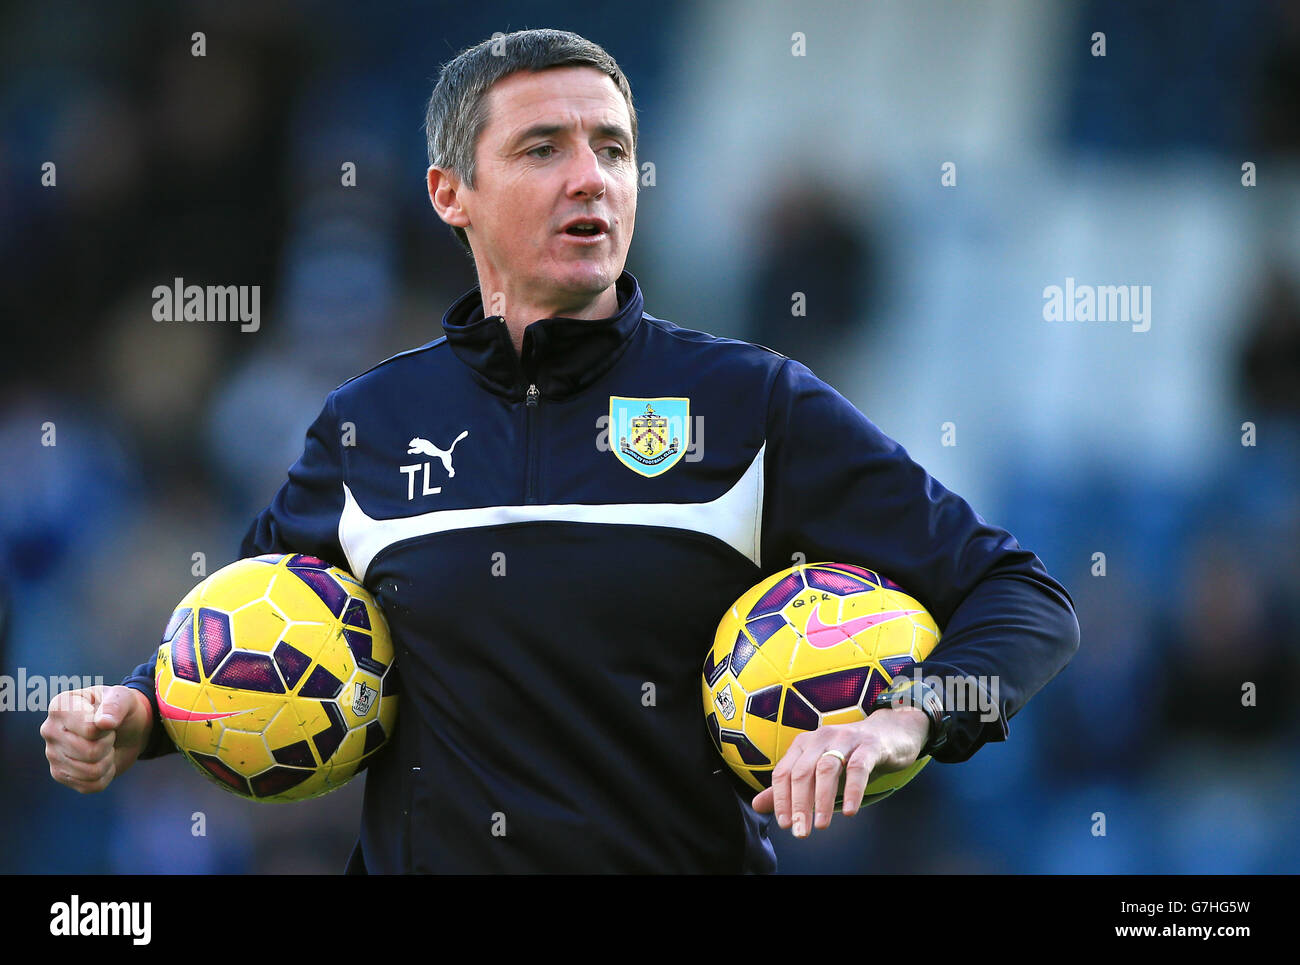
[407,431,469,478]
[400,430,470,500]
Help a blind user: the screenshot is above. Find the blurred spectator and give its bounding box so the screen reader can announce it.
[1156,530,1299,744]
[742,180,877,381]
[1251,1,1300,154]
[1238,265,1300,417]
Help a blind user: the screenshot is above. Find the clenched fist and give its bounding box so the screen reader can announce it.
[41,685,154,793]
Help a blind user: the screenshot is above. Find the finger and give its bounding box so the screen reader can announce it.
[840,743,879,817]
[788,746,819,838]
[51,729,115,765]
[53,761,116,794]
[49,689,106,740]
[93,687,135,731]
[751,787,773,814]
[813,748,850,829]
[49,752,113,785]
[770,737,806,832]
[49,754,115,795]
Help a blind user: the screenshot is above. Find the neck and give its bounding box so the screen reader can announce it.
[489,283,621,356]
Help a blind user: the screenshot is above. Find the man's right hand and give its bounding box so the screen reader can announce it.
[40,685,154,793]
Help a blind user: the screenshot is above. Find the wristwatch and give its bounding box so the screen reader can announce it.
[868,674,951,757]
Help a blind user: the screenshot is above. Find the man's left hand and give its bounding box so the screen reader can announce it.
[751,706,931,837]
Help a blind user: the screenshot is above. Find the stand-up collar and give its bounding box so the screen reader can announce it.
[440,270,645,401]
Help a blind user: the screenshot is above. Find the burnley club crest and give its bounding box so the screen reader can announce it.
[609,396,690,477]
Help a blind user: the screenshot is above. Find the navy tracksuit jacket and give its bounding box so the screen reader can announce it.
[126,269,1079,873]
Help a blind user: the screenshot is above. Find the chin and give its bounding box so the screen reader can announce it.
[553,262,618,294]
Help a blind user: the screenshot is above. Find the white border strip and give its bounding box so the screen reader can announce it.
[339,444,766,579]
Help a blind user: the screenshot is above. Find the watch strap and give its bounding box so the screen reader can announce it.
[869,674,951,757]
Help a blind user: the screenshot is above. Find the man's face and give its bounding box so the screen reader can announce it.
[440,66,637,311]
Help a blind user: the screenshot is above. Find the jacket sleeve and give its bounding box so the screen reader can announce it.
[122,393,348,760]
[759,358,1079,763]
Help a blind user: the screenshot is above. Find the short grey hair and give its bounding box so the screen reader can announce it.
[424,28,638,255]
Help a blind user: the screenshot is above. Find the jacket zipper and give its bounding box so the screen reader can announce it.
[507,317,542,505]
[524,382,540,504]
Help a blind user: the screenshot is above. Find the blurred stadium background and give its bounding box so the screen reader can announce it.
[2,0,1298,873]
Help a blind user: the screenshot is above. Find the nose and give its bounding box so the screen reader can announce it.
[568,143,606,200]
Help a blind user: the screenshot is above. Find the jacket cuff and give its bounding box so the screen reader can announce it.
[901,661,1009,764]
[121,673,177,760]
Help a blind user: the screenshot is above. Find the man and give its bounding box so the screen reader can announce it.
[41,29,1079,873]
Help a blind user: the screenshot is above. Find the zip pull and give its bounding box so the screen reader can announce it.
[525,383,539,406]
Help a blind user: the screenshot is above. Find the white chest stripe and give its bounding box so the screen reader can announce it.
[339,444,766,579]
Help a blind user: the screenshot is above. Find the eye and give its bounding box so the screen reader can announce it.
[527,144,555,159]
[601,145,628,160]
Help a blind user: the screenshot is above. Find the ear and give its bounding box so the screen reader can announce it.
[427,165,470,230]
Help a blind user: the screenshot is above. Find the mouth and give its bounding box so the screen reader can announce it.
[560,216,610,244]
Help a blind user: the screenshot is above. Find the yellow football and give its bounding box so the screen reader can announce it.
[703,562,940,808]
[154,553,398,801]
